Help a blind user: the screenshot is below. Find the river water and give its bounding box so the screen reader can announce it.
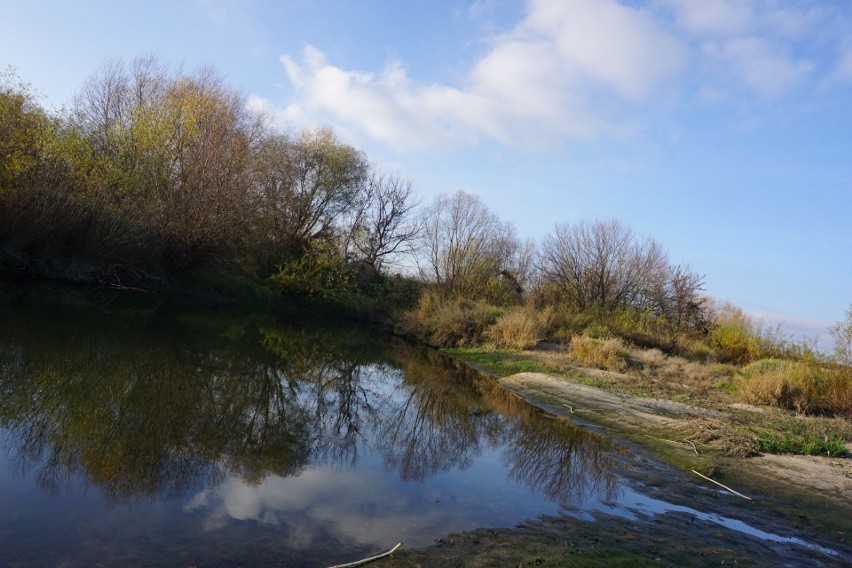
[2,286,846,567]
[0,287,621,566]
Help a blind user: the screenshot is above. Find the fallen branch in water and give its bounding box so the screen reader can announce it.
[691,470,752,501]
[328,543,403,568]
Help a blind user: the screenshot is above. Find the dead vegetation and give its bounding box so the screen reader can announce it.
[675,417,759,458]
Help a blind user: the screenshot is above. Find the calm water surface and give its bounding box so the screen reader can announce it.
[0,288,620,567]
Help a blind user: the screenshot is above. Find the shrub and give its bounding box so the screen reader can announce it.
[606,308,672,350]
[681,340,713,364]
[485,306,544,350]
[269,240,355,304]
[569,335,627,372]
[707,303,817,365]
[403,290,503,347]
[738,363,816,415]
[709,322,762,365]
[582,322,610,339]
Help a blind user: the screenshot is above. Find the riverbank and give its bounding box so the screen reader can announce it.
[371,351,852,567]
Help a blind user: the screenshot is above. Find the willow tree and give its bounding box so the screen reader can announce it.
[255,127,368,248]
[71,58,269,269]
[126,69,267,268]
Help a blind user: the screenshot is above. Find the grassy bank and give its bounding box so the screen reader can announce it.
[446,346,852,459]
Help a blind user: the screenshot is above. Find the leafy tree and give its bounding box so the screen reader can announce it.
[255,127,368,250]
[71,58,268,270]
[0,69,62,192]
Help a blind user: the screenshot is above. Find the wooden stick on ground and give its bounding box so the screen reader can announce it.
[328,543,403,568]
[691,470,752,501]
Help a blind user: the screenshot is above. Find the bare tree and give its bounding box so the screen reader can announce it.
[421,190,521,301]
[344,171,421,274]
[539,219,668,312]
[644,263,708,340]
[830,304,852,367]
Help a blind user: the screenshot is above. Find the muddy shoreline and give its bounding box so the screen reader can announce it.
[371,371,852,567]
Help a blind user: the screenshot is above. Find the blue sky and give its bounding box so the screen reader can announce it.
[2,0,851,343]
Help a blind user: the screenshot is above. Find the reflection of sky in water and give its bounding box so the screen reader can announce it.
[0,430,575,566]
[183,450,566,549]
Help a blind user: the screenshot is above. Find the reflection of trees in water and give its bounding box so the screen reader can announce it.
[0,297,620,507]
[375,350,505,481]
[0,309,316,502]
[503,417,618,503]
[475,376,620,504]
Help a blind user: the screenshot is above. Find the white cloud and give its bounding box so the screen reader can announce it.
[521,0,687,101]
[663,0,755,37]
[271,0,847,151]
[182,467,515,549]
[703,37,813,97]
[276,0,686,150]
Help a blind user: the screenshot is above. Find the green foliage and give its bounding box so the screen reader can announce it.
[680,340,713,364]
[708,322,761,365]
[444,348,557,378]
[269,240,354,304]
[707,304,820,365]
[757,433,847,457]
[582,322,611,339]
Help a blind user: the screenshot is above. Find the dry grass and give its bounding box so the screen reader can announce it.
[676,418,759,458]
[737,359,852,418]
[401,291,503,347]
[484,306,545,350]
[569,336,627,372]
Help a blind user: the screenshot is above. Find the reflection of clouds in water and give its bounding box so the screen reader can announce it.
[183,455,567,549]
[183,467,455,548]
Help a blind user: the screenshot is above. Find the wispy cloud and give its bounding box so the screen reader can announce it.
[264,0,850,151]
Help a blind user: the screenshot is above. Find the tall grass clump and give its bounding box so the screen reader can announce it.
[569,335,627,372]
[402,290,503,347]
[738,359,852,418]
[484,305,546,350]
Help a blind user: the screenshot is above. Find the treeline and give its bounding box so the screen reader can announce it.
[2,59,849,374]
[0,58,419,297]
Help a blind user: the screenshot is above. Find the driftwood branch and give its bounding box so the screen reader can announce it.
[328,542,403,568]
[691,470,752,501]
